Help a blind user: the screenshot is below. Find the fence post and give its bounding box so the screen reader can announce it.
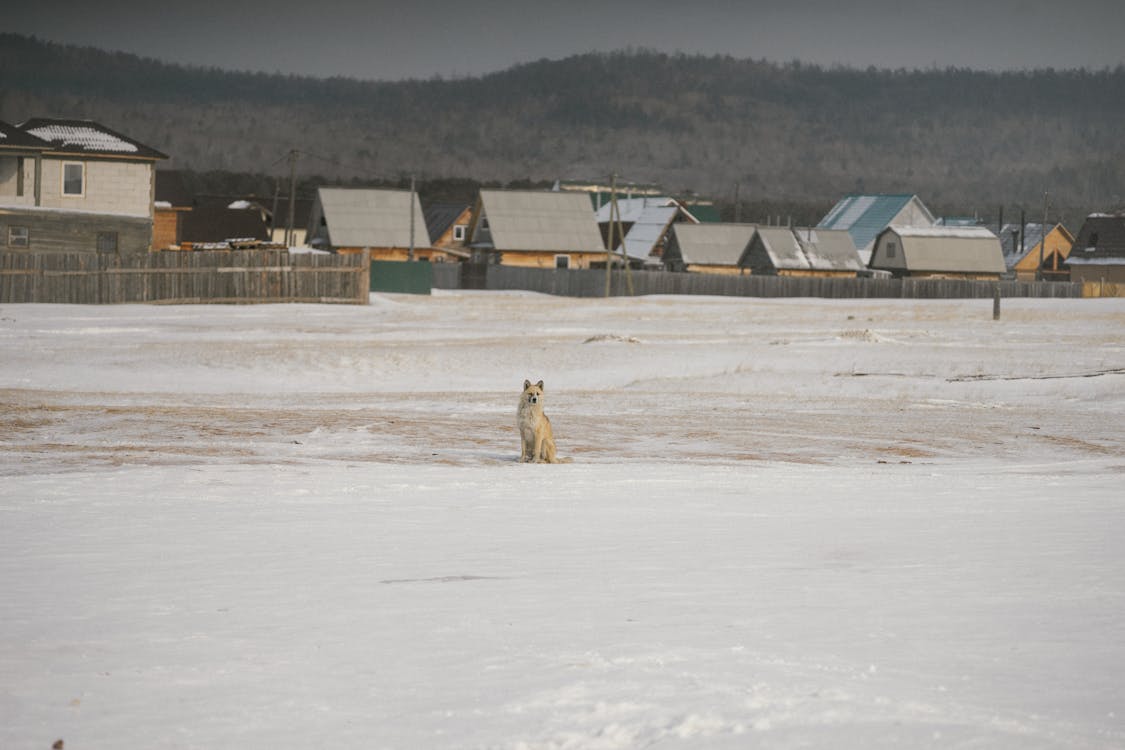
[993,284,1001,320]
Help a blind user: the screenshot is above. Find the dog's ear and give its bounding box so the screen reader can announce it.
[537,380,544,390]
[523,379,531,390]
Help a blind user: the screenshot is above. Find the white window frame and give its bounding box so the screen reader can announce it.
[453,224,466,241]
[8,225,30,248]
[62,161,85,197]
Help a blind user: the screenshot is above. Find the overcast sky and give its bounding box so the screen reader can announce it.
[9,0,1125,81]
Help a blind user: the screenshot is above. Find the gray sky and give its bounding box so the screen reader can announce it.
[9,0,1125,80]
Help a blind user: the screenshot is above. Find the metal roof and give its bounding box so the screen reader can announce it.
[18,118,167,160]
[316,187,430,249]
[671,223,757,266]
[818,194,933,256]
[1067,213,1125,265]
[477,189,604,253]
[876,225,1006,274]
[424,202,470,243]
[750,227,864,271]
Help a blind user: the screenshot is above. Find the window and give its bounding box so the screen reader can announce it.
[453,224,466,241]
[886,241,897,259]
[96,232,118,254]
[8,225,29,248]
[63,162,84,196]
[554,255,570,269]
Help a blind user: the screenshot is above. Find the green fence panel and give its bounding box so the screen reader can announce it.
[370,260,433,295]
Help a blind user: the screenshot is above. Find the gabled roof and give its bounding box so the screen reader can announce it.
[670,223,757,266]
[18,118,167,160]
[1066,213,1125,266]
[818,194,934,253]
[998,222,1073,269]
[597,197,694,261]
[424,202,470,242]
[0,119,51,152]
[475,189,604,253]
[750,227,864,272]
[875,225,1006,274]
[313,187,430,249]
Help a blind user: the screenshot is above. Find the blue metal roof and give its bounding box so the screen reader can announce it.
[818,194,918,252]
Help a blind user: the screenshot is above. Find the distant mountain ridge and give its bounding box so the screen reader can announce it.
[2,33,1122,216]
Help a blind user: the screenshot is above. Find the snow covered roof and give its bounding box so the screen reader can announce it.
[669,223,756,266]
[474,190,604,254]
[889,226,997,240]
[0,119,51,152]
[313,187,430,249]
[17,118,167,160]
[746,227,864,272]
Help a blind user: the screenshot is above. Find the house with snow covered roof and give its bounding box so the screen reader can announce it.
[0,118,167,254]
[869,226,1006,279]
[818,194,936,265]
[662,223,757,274]
[739,227,864,277]
[1065,213,1125,285]
[466,189,606,268]
[998,222,1074,281]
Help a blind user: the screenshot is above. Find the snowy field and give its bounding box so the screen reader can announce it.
[2,291,1124,750]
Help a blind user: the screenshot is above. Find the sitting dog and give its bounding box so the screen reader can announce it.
[517,379,567,463]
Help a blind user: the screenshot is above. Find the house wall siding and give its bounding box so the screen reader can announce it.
[37,159,153,217]
[1,208,152,254]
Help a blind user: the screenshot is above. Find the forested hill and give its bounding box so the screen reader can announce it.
[2,33,1123,217]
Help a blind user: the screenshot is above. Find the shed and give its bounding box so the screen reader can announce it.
[870,226,1006,279]
[741,227,864,276]
[467,189,605,268]
[818,194,936,264]
[663,223,757,274]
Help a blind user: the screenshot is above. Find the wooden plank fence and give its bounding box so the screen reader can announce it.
[0,251,370,304]
[433,265,1083,300]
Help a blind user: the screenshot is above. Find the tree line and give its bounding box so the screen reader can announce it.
[2,33,1121,226]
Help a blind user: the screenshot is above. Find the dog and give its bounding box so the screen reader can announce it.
[517,379,569,463]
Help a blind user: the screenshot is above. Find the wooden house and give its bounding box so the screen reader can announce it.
[818,194,936,265]
[740,227,864,277]
[1065,213,1125,285]
[424,202,472,260]
[466,189,606,268]
[596,196,699,267]
[1,118,167,254]
[662,223,757,274]
[998,222,1074,281]
[307,187,457,261]
[869,226,1006,279]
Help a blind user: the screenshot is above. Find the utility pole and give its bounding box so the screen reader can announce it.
[733,183,741,223]
[605,174,617,297]
[408,174,416,262]
[285,149,298,247]
[1038,191,1049,282]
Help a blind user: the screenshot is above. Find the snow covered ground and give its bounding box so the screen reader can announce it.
[2,292,1124,749]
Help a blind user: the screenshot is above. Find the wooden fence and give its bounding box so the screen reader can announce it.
[433,264,1084,299]
[0,250,370,304]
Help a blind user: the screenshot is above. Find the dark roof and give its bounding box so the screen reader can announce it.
[17,118,167,160]
[154,170,195,208]
[180,205,271,243]
[0,119,51,152]
[424,202,470,241]
[1067,213,1125,265]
